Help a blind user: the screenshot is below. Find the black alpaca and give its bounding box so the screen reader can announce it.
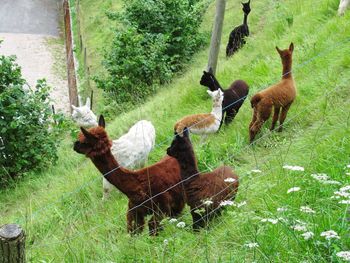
[166,128,239,230]
[200,69,249,126]
[226,0,251,57]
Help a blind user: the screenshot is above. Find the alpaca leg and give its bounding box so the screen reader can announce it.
[224,108,237,125]
[127,206,145,234]
[249,102,272,142]
[270,106,281,131]
[191,211,206,231]
[102,178,114,201]
[249,120,264,143]
[249,108,257,130]
[148,214,162,236]
[277,103,292,132]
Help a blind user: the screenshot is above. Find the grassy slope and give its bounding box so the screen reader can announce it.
[1,0,350,261]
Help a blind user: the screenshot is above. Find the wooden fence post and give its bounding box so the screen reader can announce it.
[207,0,226,75]
[0,224,25,263]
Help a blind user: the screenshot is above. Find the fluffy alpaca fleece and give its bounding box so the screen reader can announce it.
[338,0,350,15]
[167,128,239,230]
[249,43,296,142]
[74,116,184,236]
[71,98,98,128]
[200,69,249,126]
[226,0,251,57]
[174,89,223,136]
[71,100,156,200]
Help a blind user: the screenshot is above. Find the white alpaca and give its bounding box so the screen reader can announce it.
[71,100,156,200]
[174,89,224,137]
[338,0,350,15]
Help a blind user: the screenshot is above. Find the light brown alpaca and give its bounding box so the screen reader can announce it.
[249,42,296,142]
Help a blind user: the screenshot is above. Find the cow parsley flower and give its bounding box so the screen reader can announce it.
[261,218,279,224]
[300,206,316,214]
[283,165,305,171]
[235,201,247,208]
[346,172,350,176]
[339,200,350,204]
[336,251,350,261]
[176,222,186,228]
[311,173,329,181]
[163,239,169,245]
[224,178,237,183]
[301,231,314,240]
[322,180,341,185]
[244,242,259,248]
[202,200,213,206]
[277,207,288,212]
[220,200,234,207]
[287,187,301,193]
[346,165,350,169]
[320,230,340,240]
[169,218,178,223]
[251,169,262,173]
[291,224,308,232]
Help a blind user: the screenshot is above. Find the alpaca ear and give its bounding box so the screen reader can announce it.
[183,127,189,138]
[71,104,78,111]
[276,46,282,55]
[85,97,91,109]
[289,42,294,52]
[80,127,97,142]
[98,115,105,128]
[207,90,213,97]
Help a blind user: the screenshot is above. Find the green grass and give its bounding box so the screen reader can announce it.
[1,0,350,261]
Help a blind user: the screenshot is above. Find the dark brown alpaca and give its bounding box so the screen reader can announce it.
[166,128,239,230]
[73,116,185,236]
[249,43,296,142]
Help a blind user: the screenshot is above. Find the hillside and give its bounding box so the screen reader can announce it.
[1,0,350,261]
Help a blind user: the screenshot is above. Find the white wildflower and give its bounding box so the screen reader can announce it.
[301,231,314,240]
[244,242,259,248]
[340,186,350,192]
[163,239,169,245]
[236,201,247,208]
[337,251,350,261]
[251,169,262,173]
[277,207,288,212]
[283,165,305,171]
[320,230,340,240]
[300,206,316,214]
[224,177,237,183]
[346,165,350,169]
[220,200,234,207]
[346,172,350,176]
[176,222,186,228]
[311,173,329,181]
[261,218,279,224]
[202,200,213,206]
[291,224,308,232]
[339,200,350,204]
[322,180,341,185]
[287,187,301,193]
[169,218,178,223]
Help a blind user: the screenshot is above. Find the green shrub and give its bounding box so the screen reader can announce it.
[0,55,62,186]
[96,0,209,112]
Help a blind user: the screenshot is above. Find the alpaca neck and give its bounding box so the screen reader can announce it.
[211,77,224,92]
[90,151,138,197]
[282,58,293,79]
[211,101,223,119]
[243,13,249,25]
[177,152,199,184]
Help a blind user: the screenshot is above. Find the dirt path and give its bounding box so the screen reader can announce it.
[0,0,70,113]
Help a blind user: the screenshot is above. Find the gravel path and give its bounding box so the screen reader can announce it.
[0,0,70,113]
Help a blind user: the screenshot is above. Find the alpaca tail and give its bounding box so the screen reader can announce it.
[250,94,262,108]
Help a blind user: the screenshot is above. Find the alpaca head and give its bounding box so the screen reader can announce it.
[167,128,193,161]
[242,0,251,14]
[276,42,294,61]
[207,89,224,107]
[71,97,98,128]
[199,69,217,91]
[74,115,112,158]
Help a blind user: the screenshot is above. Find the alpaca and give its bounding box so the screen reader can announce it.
[174,89,223,137]
[226,0,251,57]
[71,101,156,200]
[249,43,296,143]
[200,69,249,126]
[167,128,239,230]
[74,116,184,235]
[338,0,350,15]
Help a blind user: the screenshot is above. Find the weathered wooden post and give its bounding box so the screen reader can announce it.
[0,224,25,263]
[207,0,226,75]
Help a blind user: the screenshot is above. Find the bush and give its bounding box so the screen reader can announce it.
[0,54,61,186]
[96,0,209,111]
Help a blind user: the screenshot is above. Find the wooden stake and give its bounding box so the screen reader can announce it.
[0,224,25,263]
[207,0,226,75]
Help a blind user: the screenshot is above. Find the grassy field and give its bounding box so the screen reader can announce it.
[1,0,350,261]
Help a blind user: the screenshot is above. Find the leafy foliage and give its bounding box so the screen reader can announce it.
[95,0,209,109]
[0,55,62,186]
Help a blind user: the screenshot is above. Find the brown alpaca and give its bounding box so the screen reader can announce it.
[167,128,239,230]
[73,115,185,236]
[249,43,296,142]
